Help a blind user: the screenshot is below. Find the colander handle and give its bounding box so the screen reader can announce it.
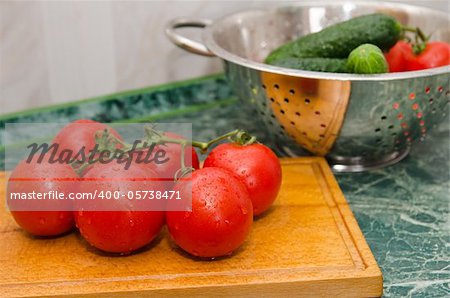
[165,18,215,57]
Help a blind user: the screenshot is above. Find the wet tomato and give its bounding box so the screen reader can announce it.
[203,143,282,216]
[7,156,76,236]
[74,162,165,254]
[166,167,253,258]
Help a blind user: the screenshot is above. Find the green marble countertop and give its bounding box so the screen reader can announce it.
[0,74,448,297]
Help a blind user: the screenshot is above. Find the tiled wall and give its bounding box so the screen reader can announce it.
[0,0,448,114]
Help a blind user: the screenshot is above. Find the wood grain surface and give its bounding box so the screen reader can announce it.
[0,157,382,297]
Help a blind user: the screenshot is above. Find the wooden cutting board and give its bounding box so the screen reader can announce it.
[0,157,382,297]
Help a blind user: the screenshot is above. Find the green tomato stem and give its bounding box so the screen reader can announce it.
[401,25,430,55]
[71,126,258,180]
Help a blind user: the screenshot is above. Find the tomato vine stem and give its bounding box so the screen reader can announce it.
[71,126,257,180]
[401,25,430,55]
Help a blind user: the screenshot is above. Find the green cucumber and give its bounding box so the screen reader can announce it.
[265,13,402,63]
[267,57,348,73]
[346,44,389,74]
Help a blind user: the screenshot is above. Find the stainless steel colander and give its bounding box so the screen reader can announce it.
[166,1,450,172]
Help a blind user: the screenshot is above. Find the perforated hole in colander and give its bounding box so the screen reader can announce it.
[260,72,352,157]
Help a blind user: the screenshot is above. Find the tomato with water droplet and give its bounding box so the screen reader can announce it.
[74,162,165,254]
[203,143,282,216]
[7,155,76,236]
[166,167,253,258]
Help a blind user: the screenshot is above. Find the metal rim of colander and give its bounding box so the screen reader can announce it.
[202,0,450,81]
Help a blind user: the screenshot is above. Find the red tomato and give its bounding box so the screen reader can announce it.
[203,143,281,216]
[52,119,122,158]
[136,132,199,180]
[166,167,253,258]
[7,157,76,236]
[405,42,450,71]
[74,162,165,254]
[385,41,413,72]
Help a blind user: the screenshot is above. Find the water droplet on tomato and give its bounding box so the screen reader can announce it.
[39,218,46,225]
[183,213,190,219]
[79,210,84,217]
[129,220,135,227]
[174,224,179,230]
[241,207,248,215]
[59,213,65,220]
[86,218,92,225]
[192,250,200,256]
[224,219,230,224]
